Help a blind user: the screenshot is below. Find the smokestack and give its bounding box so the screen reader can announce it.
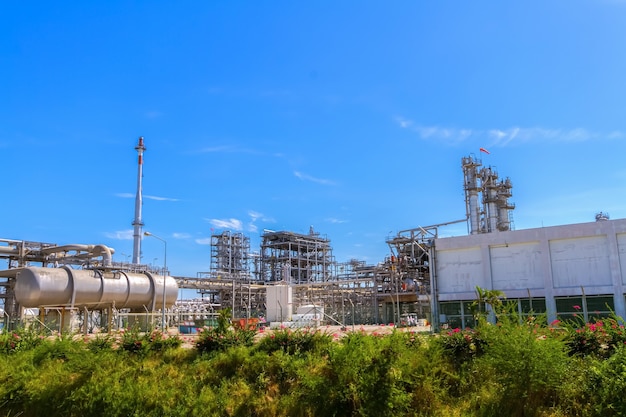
[132,136,146,264]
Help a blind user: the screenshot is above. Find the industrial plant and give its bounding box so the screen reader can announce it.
[2,138,625,333]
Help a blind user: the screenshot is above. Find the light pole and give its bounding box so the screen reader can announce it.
[144,231,167,330]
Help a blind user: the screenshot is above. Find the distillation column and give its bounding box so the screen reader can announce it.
[496,177,515,231]
[480,167,500,233]
[462,156,482,234]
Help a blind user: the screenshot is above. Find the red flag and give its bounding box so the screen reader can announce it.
[479,147,490,154]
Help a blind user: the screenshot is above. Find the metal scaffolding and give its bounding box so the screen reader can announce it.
[259,229,333,283]
[211,231,251,277]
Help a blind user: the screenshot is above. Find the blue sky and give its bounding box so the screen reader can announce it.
[2,1,626,277]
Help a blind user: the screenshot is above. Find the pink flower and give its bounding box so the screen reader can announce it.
[550,319,560,326]
[573,305,581,310]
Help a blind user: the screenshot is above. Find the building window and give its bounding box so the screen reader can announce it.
[587,296,614,319]
[556,295,614,322]
[555,297,584,322]
[517,298,546,316]
[440,298,547,329]
[438,301,475,329]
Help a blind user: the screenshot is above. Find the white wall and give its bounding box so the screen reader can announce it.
[550,236,611,288]
[265,284,292,322]
[436,247,484,294]
[490,241,544,290]
[433,218,626,318]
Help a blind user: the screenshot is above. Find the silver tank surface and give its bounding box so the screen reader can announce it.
[14,267,178,310]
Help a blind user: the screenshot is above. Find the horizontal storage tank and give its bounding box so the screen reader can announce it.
[13,266,178,310]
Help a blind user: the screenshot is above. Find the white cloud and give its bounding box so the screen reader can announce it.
[196,145,265,155]
[394,116,413,128]
[172,232,191,239]
[116,192,179,202]
[104,229,134,240]
[248,210,275,223]
[195,238,212,245]
[326,217,348,224]
[198,145,236,153]
[205,218,243,230]
[395,117,623,147]
[247,210,275,233]
[144,194,179,202]
[294,171,336,186]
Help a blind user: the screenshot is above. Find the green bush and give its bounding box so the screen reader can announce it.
[118,328,183,354]
[255,327,333,355]
[85,333,115,352]
[146,330,183,352]
[195,326,256,354]
[437,327,487,370]
[7,317,626,416]
[194,308,256,354]
[578,345,626,416]
[469,316,570,417]
[296,331,414,417]
[562,315,626,358]
[118,327,149,354]
[0,327,45,354]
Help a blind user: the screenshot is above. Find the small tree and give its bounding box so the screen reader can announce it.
[216,308,232,334]
[472,286,505,321]
[195,307,255,354]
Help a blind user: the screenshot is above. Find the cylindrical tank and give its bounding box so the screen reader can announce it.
[14,266,178,310]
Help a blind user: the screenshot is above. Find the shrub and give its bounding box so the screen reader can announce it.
[85,334,115,353]
[195,326,256,354]
[562,315,626,358]
[470,316,570,417]
[118,327,149,354]
[437,327,487,369]
[579,345,626,416]
[118,328,183,354]
[195,308,256,354]
[0,327,45,354]
[146,330,183,352]
[297,331,413,417]
[255,327,333,355]
[32,333,87,365]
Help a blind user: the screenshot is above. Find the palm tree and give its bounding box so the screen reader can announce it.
[472,286,505,320]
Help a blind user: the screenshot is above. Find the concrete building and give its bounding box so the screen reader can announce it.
[433,217,626,328]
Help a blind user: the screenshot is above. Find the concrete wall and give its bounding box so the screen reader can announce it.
[266,284,293,322]
[434,218,626,320]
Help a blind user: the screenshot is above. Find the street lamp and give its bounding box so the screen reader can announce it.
[144,231,167,330]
